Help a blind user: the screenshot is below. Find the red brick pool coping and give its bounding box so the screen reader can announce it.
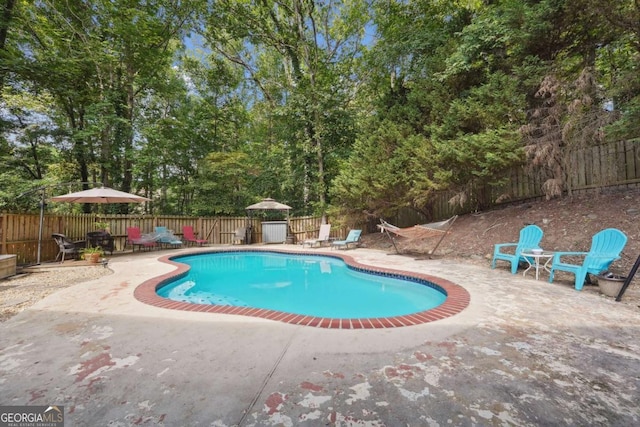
[133,248,470,329]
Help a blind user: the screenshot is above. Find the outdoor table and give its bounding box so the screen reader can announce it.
[521,250,554,280]
[87,230,115,254]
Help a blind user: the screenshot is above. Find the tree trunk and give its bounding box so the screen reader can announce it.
[0,0,16,90]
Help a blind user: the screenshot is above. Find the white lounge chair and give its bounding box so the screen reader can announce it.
[302,224,331,248]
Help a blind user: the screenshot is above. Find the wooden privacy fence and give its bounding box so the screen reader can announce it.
[0,213,344,265]
[496,139,640,201]
[7,141,637,260]
[394,139,640,227]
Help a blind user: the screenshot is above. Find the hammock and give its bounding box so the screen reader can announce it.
[377,215,458,256]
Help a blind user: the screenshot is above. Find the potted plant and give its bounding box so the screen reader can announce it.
[81,246,104,263]
[596,271,627,297]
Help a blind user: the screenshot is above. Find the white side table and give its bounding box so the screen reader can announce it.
[521,251,554,280]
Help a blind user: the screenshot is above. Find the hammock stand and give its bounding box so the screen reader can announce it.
[377,215,458,257]
[615,254,640,302]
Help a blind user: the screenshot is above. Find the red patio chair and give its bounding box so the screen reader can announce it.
[182,225,207,247]
[126,227,157,251]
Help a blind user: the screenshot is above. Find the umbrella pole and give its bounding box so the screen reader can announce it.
[286,210,290,243]
[37,189,46,265]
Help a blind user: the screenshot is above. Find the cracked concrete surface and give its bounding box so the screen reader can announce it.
[1,246,639,426]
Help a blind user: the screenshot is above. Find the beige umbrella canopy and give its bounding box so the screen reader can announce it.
[245,197,292,211]
[50,187,151,204]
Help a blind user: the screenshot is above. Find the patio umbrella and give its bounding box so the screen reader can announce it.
[50,187,151,203]
[38,187,150,264]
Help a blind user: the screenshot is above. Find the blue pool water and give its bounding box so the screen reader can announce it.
[157,252,447,318]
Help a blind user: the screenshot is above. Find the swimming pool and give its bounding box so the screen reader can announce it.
[134,249,470,329]
[157,252,446,318]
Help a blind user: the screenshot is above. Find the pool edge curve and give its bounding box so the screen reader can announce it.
[133,247,470,329]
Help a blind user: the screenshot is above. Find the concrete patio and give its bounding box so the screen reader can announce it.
[1,246,639,426]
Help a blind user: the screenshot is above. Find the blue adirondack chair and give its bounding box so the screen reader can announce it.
[491,225,544,274]
[331,229,362,250]
[549,228,627,290]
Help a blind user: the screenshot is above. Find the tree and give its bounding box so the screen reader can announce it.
[330,120,434,218]
[587,0,640,139]
[2,0,638,218]
[193,151,254,215]
[201,0,367,216]
[3,0,198,212]
[333,0,525,217]
[136,54,250,215]
[0,0,16,89]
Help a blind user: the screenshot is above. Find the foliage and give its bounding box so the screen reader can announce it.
[521,68,617,198]
[80,246,104,255]
[2,0,639,221]
[191,151,254,215]
[2,0,199,214]
[330,120,431,217]
[200,0,366,216]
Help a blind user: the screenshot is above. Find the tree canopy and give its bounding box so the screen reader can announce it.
[1,0,638,220]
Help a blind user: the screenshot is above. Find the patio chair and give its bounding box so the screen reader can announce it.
[52,233,86,263]
[491,225,544,274]
[154,226,182,248]
[233,227,247,245]
[549,228,628,290]
[182,225,207,246]
[302,223,331,248]
[331,229,362,250]
[126,227,157,251]
[86,231,115,255]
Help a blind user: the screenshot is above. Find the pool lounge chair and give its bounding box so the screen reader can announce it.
[331,229,362,250]
[126,227,157,251]
[182,225,207,246]
[491,225,544,274]
[549,228,627,290]
[302,223,331,248]
[154,226,183,248]
[233,227,247,245]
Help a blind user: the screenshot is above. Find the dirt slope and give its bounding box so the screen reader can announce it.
[362,187,640,300]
